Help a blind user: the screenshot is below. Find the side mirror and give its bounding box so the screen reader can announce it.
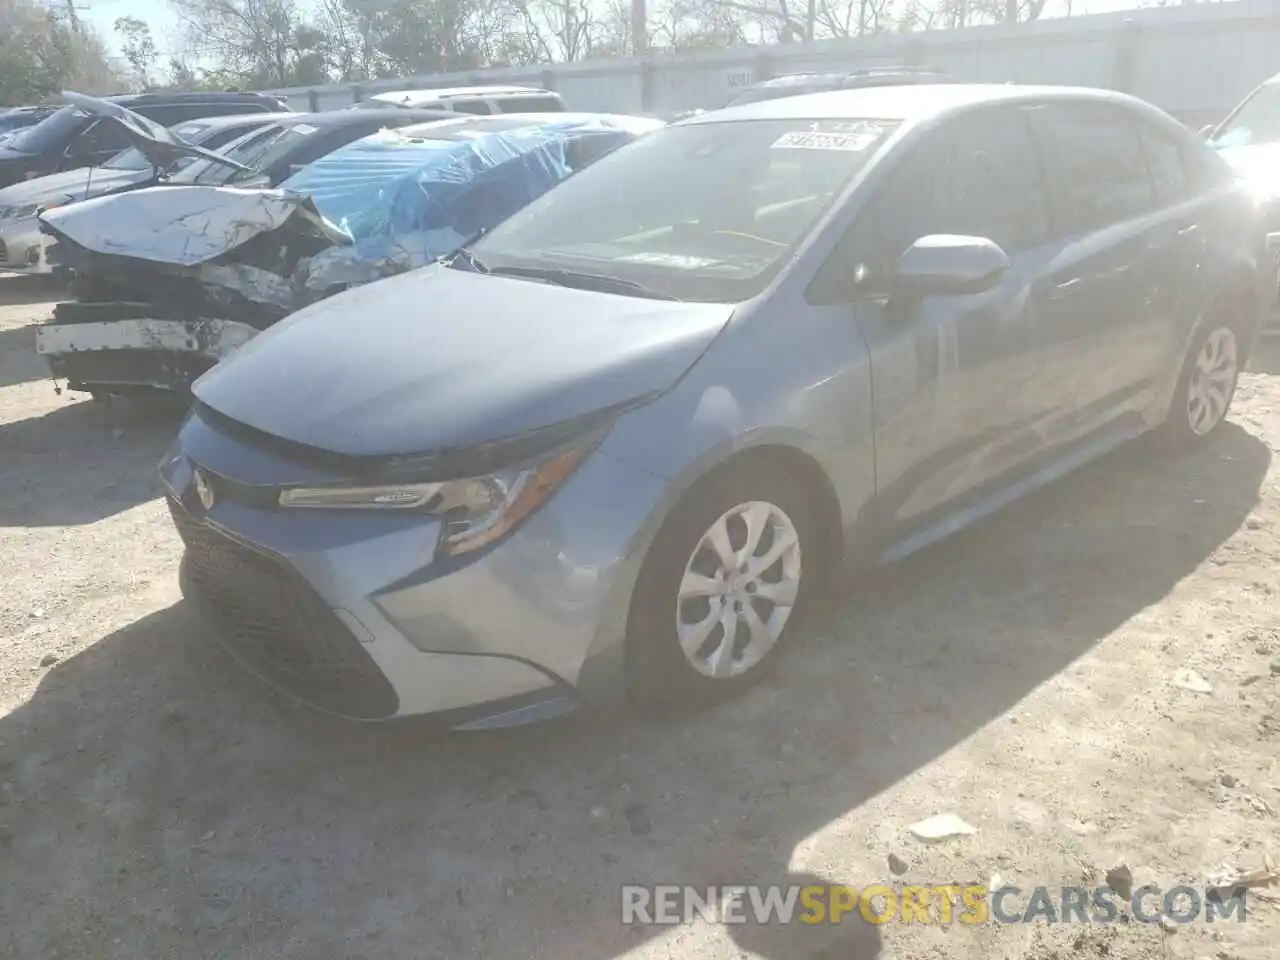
[891,234,1010,299]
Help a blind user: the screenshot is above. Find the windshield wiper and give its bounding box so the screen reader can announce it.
[486,264,681,301]
[448,246,490,274]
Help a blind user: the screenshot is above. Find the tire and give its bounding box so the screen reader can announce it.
[626,458,819,713]
[1160,320,1242,450]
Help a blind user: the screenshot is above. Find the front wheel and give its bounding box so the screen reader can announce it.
[626,460,817,712]
[1161,322,1241,449]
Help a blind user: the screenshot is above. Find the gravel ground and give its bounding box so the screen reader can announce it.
[2,277,1279,960]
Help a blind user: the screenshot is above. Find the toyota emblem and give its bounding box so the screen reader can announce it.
[193,469,215,511]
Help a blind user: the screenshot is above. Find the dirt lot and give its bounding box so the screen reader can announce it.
[2,278,1279,960]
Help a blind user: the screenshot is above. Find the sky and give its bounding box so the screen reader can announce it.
[85,0,182,63]
[84,0,1143,67]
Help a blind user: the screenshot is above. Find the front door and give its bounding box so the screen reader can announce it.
[817,105,1056,541]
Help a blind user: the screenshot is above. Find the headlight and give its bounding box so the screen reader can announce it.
[277,439,597,557]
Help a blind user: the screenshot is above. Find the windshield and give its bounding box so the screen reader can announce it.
[101,146,154,172]
[10,105,88,153]
[168,122,308,185]
[466,117,898,302]
[1210,82,1280,149]
[101,121,214,173]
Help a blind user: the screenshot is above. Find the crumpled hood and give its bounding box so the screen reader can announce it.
[39,184,343,266]
[1215,141,1280,194]
[194,263,734,459]
[62,92,252,176]
[0,166,144,210]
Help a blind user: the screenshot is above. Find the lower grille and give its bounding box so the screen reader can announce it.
[168,497,400,720]
[0,239,9,266]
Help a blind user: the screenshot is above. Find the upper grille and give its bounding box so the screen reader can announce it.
[169,496,400,720]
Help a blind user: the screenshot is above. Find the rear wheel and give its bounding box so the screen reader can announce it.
[1161,322,1240,448]
[626,460,817,712]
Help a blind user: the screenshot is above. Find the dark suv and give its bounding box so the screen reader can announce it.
[0,91,291,189]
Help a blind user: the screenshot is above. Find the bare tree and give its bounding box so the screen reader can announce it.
[170,0,317,86]
[114,15,158,88]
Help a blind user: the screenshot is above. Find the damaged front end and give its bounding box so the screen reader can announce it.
[36,186,347,396]
[34,117,650,399]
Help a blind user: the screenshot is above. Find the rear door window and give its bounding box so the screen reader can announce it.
[1136,124,1190,204]
[1028,102,1155,236]
[199,123,266,150]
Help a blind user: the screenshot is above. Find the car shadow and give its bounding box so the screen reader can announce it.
[0,274,63,306]
[0,424,1268,959]
[0,396,182,526]
[0,318,48,390]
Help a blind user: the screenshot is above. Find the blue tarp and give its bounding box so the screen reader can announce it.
[278,119,632,266]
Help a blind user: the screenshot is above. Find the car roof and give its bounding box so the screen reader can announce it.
[291,107,457,128]
[394,111,664,139]
[753,73,847,88]
[171,111,295,131]
[110,90,285,104]
[371,85,557,103]
[693,83,1147,124]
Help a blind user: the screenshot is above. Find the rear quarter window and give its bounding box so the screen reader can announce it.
[495,96,564,113]
[445,100,492,115]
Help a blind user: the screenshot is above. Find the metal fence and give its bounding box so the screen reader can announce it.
[263,0,1280,127]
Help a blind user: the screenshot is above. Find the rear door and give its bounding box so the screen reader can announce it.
[1133,117,1210,371]
[1025,101,1171,442]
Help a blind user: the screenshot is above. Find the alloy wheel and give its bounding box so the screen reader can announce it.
[1186,326,1239,437]
[675,500,803,680]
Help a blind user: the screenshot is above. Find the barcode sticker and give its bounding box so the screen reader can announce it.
[772,130,878,151]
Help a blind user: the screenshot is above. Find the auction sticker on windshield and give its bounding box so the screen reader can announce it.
[772,122,883,152]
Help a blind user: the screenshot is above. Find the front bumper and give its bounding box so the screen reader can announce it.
[159,409,672,726]
[36,315,258,394]
[0,217,51,274]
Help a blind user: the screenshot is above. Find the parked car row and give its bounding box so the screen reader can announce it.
[13,81,1272,732]
[31,97,661,396]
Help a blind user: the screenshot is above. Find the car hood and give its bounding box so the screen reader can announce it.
[193,264,734,459]
[0,166,145,208]
[62,92,252,175]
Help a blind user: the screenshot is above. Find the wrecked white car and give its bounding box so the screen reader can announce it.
[35,112,663,398]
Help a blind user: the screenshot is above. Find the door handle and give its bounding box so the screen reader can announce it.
[1176,222,1199,237]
